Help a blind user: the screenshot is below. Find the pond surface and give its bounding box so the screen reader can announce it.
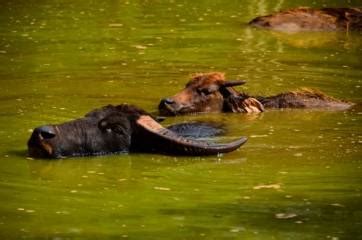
[0,0,361,239]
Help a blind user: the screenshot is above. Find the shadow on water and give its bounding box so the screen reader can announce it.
[6,150,28,158]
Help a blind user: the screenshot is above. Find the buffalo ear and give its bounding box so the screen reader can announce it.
[98,113,132,135]
[222,80,246,88]
[224,95,265,113]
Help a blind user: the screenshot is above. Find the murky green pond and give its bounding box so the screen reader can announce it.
[0,0,361,239]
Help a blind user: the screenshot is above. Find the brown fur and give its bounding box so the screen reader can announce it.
[257,88,351,109]
[249,7,362,32]
[187,72,226,87]
[158,72,353,116]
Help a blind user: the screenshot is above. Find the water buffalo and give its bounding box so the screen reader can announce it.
[158,72,352,116]
[28,104,246,158]
[249,7,362,32]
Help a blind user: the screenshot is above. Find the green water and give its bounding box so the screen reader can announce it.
[0,0,361,239]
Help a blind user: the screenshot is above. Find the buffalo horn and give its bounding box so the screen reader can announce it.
[136,115,247,155]
[222,80,246,87]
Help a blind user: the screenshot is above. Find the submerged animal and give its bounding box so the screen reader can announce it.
[158,72,352,115]
[27,104,246,158]
[249,7,362,32]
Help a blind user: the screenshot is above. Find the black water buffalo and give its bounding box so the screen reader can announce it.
[249,7,362,32]
[158,72,353,116]
[28,104,246,158]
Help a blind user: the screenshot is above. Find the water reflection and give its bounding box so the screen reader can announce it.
[26,153,214,183]
[265,30,362,49]
[27,157,130,181]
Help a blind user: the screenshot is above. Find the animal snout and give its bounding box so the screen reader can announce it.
[159,98,180,115]
[28,125,57,158]
[160,98,175,105]
[34,125,56,139]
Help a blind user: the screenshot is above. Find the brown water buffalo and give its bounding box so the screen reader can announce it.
[158,72,353,116]
[28,104,246,158]
[249,7,362,32]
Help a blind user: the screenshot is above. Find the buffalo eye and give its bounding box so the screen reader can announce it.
[196,84,219,96]
[98,114,131,136]
[98,119,110,131]
[197,88,212,96]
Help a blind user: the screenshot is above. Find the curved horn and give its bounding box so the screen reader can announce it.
[136,115,247,155]
[222,80,246,87]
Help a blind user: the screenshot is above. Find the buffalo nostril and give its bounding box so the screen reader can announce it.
[162,98,175,105]
[35,126,56,139]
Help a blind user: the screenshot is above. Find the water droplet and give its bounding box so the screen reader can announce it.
[154,186,171,191]
[275,213,297,219]
[330,203,345,208]
[253,184,281,190]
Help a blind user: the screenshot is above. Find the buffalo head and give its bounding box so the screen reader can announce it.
[28,104,247,158]
[159,72,264,116]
